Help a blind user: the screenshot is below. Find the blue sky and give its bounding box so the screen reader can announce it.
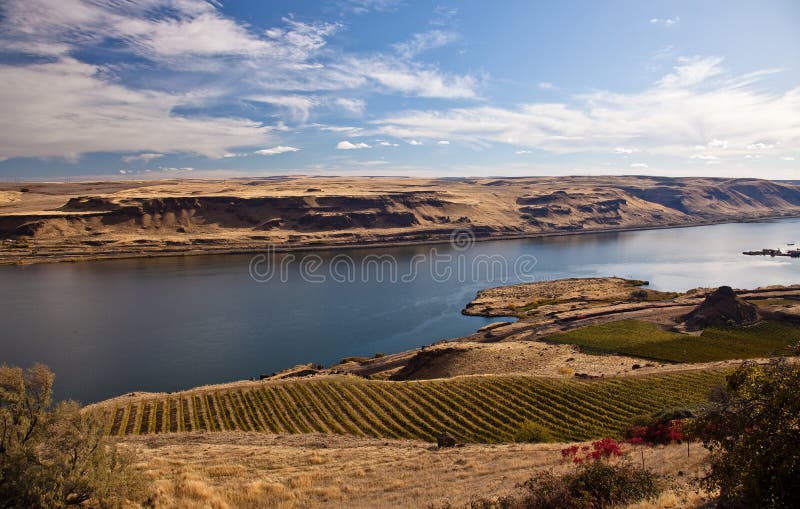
[0,0,798,179]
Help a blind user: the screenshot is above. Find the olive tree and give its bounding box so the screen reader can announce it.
[0,364,146,508]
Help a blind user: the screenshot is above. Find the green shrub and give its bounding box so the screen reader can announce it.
[513,421,555,443]
[691,358,800,508]
[0,364,147,508]
[455,462,660,508]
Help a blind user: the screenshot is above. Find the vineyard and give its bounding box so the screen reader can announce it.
[546,320,800,363]
[100,370,727,443]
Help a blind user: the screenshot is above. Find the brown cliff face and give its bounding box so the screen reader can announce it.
[1,176,799,264]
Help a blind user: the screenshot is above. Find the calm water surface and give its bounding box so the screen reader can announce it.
[1,219,798,402]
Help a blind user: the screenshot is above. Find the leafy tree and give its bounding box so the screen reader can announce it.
[0,364,146,508]
[691,358,800,508]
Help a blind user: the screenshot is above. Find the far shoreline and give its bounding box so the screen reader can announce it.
[3,213,799,267]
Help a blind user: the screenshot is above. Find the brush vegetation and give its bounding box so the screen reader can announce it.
[692,358,800,508]
[0,364,146,508]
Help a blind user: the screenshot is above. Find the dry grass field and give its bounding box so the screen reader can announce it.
[125,432,712,509]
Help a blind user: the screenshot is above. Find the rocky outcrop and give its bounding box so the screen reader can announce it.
[681,286,760,330]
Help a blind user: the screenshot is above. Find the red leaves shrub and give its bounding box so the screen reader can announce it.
[561,438,624,464]
[626,418,684,445]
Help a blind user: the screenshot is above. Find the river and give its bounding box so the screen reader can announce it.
[1,219,798,402]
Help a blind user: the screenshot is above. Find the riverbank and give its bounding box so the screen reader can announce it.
[2,175,800,266]
[4,214,798,266]
[86,278,800,409]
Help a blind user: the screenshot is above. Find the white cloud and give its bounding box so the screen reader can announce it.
[691,154,719,161]
[630,163,649,168]
[658,56,724,87]
[335,97,367,115]
[347,0,403,14]
[437,140,450,145]
[336,140,371,150]
[650,16,680,27]
[0,0,477,165]
[316,125,364,135]
[248,95,319,122]
[378,141,399,146]
[355,159,389,166]
[0,0,287,60]
[255,146,300,155]
[407,140,423,146]
[373,57,800,161]
[539,82,555,90]
[781,156,795,161]
[515,150,532,155]
[393,30,457,59]
[0,58,271,160]
[122,152,164,163]
[613,147,639,154]
[701,139,728,149]
[348,56,478,99]
[746,142,775,150]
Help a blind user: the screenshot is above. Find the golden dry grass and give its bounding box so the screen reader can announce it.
[124,432,712,508]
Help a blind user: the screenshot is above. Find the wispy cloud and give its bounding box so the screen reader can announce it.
[255,146,300,155]
[373,57,800,160]
[0,58,271,160]
[346,56,478,99]
[393,30,458,59]
[336,140,371,150]
[335,97,367,115]
[658,56,724,87]
[122,152,164,163]
[346,0,404,14]
[248,95,320,122]
[0,0,477,160]
[650,16,680,27]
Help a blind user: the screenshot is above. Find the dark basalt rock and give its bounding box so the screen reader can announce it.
[681,286,760,330]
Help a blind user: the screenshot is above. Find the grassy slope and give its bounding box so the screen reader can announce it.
[546,320,799,363]
[100,371,727,443]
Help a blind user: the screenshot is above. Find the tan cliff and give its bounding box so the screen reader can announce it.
[2,175,800,264]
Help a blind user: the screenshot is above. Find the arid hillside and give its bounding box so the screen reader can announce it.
[1,175,800,264]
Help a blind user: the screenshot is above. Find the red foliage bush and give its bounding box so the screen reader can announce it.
[626,418,684,445]
[561,437,624,464]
